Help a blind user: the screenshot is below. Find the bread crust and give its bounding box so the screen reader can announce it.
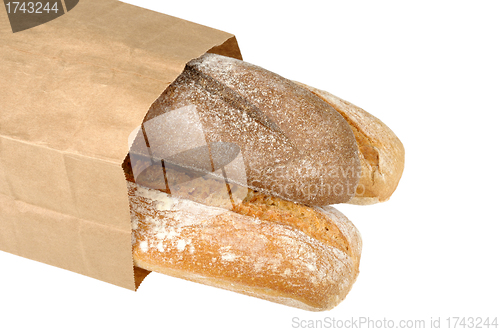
[128,180,362,311]
[295,82,405,204]
[131,53,361,206]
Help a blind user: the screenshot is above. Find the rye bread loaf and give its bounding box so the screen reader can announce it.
[130,53,361,206]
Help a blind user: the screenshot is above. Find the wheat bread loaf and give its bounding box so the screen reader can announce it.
[124,160,362,311]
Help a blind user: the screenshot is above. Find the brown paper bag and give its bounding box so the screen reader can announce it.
[0,0,242,290]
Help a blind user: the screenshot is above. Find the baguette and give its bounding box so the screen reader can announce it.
[125,161,362,311]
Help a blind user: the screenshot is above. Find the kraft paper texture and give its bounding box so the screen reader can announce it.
[0,0,242,289]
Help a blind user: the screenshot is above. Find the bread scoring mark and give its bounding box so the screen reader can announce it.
[184,62,283,135]
[295,81,403,203]
[234,190,352,258]
[325,103,381,190]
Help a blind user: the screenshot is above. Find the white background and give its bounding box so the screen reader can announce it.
[1,1,499,331]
